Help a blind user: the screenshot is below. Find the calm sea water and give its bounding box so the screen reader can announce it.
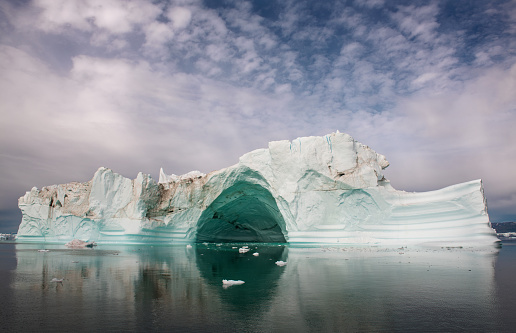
[1,241,515,332]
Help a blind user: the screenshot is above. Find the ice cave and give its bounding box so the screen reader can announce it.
[196,182,287,243]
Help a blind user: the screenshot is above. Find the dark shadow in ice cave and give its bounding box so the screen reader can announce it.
[196,182,287,243]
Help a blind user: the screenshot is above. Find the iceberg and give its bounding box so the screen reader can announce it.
[15,132,498,247]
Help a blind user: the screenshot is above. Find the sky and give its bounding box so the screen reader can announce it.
[0,0,515,232]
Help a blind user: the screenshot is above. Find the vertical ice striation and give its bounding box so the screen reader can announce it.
[16,132,498,247]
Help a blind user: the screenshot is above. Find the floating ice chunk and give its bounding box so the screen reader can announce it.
[186,244,192,249]
[50,278,63,282]
[38,249,49,252]
[253,252,259,256]
[239,247,250,253]
[275,260,287,266]
[65,239,96,248]
[222,279,245,286]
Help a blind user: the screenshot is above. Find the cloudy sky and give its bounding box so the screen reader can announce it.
[1,0,515,232]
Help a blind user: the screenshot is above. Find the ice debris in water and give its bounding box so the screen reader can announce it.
[65,239,96,248]
[222,279,245,286]
[239,247,250,253]
[275,261,287,266]
[253,252,259,256]
[186,244,192,249]
[38,249,49,252]
[51,278,63,283]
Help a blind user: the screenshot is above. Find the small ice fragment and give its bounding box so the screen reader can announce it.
[222,279,245,286]
[275,260,287,266]
[253,253,259,256]
[51,278,63,283]
[186,244,192,249]
[65,239,96,248]
[232,247,237,249]
[242,246,249,248]
[38,249,49,252]
[239,247,250,253]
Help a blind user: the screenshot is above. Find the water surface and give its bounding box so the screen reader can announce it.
[0,242,513,332]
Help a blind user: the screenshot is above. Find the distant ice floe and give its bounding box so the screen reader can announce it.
[275,261,287,266]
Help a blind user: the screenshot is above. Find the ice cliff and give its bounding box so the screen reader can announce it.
[16,132,498,246]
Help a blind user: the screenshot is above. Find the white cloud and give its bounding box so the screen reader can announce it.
[143,21,175,53]
[383,64,516,212]
[391,4,440,42]
[167,7,192,29]
[31,0,161,35]
[412,72,439,86]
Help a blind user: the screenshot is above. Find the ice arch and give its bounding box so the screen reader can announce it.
[196,182,287,243]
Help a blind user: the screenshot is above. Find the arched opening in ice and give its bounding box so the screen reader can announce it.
[196,183,287,243]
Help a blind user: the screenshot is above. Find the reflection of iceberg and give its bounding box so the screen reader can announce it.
[11,243,230,331]
[16,132,497,247]
[195,244,287,312]
[261,247,499,332]
[8,243,502,331]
